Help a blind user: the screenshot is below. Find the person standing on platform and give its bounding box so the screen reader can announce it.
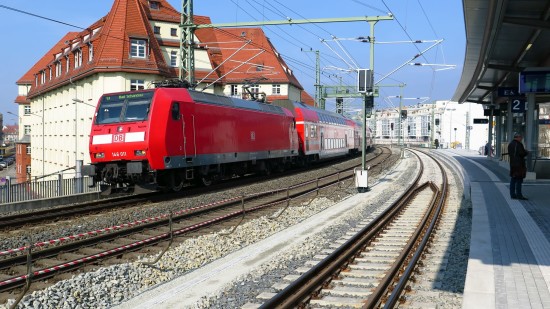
[508,132,529,200]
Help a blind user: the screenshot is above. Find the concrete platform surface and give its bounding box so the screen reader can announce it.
[439,149,550,309]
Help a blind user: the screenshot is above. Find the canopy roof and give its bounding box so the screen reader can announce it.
[452,0,550,104]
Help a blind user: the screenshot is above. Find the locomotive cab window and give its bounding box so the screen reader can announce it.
[96,91,154,124]
[124,98,150,121]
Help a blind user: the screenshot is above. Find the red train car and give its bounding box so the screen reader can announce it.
[85,87,299,191]
[272,100,369,163]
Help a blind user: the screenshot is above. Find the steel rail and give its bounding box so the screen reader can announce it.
[259,148,424,309]
[382,149,449,308]
[0,147,393,293]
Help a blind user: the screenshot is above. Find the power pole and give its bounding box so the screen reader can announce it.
[180,0,195,87]
[314,50,321,108]
[302,49,322,108]
[397,83,405,147]
[430,102,435,148]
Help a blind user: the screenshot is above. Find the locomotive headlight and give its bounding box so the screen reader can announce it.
[134,150,146,156]
[94,152,105,158]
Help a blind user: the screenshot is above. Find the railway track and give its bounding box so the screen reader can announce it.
[0,151,380,231]
[258,148,448,308]
[0,147,394,304]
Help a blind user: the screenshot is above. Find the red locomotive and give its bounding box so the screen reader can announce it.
[85,85,370,192]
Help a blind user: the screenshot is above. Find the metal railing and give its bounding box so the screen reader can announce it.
[0,176,100,205]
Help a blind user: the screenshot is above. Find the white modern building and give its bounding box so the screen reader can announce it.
[370,100,487,151]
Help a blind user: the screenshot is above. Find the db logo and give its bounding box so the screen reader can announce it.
[113,134,125,143]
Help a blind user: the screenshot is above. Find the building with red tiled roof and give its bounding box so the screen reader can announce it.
[14,0,314,180]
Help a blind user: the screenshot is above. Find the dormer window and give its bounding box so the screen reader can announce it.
[55,61,62,77]
[149,1,160,10]
[65,55,70,73]
[74,49,82,68]
[88,43,94,62]
[130,39,147,58]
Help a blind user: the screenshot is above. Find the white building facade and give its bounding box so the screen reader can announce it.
[371,100,487,151]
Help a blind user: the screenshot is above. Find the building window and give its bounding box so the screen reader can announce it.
[272,84,281,95]
[74,49,82,68]
[130,39,147,58]
[231,85,239,96]
[149,1,160,9]
[170,50,177,67]
[154,26,161,34]
[24,105,31,115]
[249,85,259,93]
[171,28,177,37]
[56,61,62,77]
[130,79,145,91]
[256,64,264,72]
[26,165,31,175]
[41,71,46,84]
[88,43,94,62]
[26,145,31,154]
[49,67,52,80]
[66,55,70,72]
[24,125,31,135]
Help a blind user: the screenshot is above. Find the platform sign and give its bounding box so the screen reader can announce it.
[473,118,489,124]
[497,87,519,97]
[511,98,526,113]
[540,119,550,125]
[484,109,501,116]
[519,69,550,93]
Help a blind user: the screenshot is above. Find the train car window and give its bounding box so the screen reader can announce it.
[96,91,153,124]
[96,100,124,124]
[171,102,180,120]
[124,98,151,121]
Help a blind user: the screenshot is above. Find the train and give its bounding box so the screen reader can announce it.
[83,84,372,193]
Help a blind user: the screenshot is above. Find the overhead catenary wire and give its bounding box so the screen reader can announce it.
[266,0,365,70]
[232,0,363,90]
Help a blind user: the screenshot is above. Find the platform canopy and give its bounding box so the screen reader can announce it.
[452,0,550,105]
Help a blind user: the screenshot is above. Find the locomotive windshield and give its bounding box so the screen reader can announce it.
[96,91,154,124]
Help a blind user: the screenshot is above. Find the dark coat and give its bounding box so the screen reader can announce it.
[508,139,528,178]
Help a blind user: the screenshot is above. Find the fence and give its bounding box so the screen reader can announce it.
[0,175,100,205]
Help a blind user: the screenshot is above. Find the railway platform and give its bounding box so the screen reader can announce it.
[439,149,550,309]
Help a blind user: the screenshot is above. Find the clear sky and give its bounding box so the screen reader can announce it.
[0,0,465,125]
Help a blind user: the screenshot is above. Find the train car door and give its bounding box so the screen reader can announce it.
[167,102,185,157]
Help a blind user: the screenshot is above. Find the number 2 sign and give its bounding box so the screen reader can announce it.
[511,98,526,113]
